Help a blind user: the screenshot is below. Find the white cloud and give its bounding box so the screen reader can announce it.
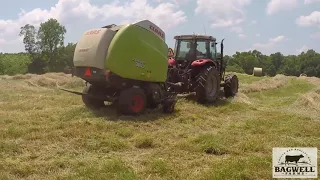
[195,0,252,28]
[310,32,320,39]
[0,0,187,51]
[296,11,320,27]
[256,33,261,37]
[253,35,285,49]
[269,35,285,43]
[251,20,257,24]
[297,45,309,53]
[266,0,298,15]
[154,0,190,5]
[304,0,320,4]
[230,26,243,33]
[238,34,246,38]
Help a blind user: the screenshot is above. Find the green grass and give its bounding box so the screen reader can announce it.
[248,78,316,107]
[0,73,319,180]
[232,72,269,84]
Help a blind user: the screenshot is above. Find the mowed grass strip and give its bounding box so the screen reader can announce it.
[0,73,319,179]
[247,78,316,107]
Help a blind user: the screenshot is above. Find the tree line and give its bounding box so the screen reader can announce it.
[225,49,320,77]
[0,18,319,77]
[0,18,75,75]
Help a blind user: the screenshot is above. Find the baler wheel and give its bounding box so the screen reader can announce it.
[195,66,220,103]
[224,74,239,98]
[82,84,105,109]
[118,87,147,115]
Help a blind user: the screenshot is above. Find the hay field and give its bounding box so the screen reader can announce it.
[0,72,319,180]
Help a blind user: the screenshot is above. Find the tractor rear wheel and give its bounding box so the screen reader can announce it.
[224,74,239,98]
[82,84,105,109]
[117,87,147,115]
[195,66,220,103]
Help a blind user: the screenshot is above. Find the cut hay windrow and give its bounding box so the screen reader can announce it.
[231,92,252,104]
[0,72,84,88]
[298,76,320,86]
[293,87,320,111]
[240,74,290,93]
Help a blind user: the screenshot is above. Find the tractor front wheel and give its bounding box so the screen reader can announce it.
[162,98,176,113]
[195,66,220,103]
[117,87,147,115]
[224,74,239,98]
[82,84,105,109]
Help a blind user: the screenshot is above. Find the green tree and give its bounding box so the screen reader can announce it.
[58,42,76,70]
[279,55,301,76]
[19,24,39,55]
[37,18,67,72]
[232,51,259,74]
[270,52,284,71]
[19,24,46,74]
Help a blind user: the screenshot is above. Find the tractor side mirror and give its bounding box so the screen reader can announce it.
[168,48,174,58]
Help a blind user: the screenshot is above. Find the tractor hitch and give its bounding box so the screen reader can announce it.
[59,88,85,96]
[59,87,117,102]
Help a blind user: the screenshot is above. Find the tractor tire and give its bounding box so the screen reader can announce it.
[145,83,162,109]
[117,87,147,115]
[195,66,220,103]
[82,84,105,109]
[224,74,239,98]
[162,98,176,113]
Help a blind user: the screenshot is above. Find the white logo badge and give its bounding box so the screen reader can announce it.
[272,147,318,178]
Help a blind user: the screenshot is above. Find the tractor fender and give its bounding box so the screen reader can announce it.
[191,59,217,67]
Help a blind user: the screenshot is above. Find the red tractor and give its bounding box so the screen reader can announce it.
[166,34,239,103]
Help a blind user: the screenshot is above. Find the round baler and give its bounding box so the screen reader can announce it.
[67,20,176,115]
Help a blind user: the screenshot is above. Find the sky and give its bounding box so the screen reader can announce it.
[0,0,320,56]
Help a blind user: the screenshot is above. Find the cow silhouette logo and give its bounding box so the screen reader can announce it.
[284,154,305,165]
[272,147,318,178]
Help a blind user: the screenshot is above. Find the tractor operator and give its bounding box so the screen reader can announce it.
[185,42,203,60]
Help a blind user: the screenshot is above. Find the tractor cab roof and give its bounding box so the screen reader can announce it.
[174,34,216,41]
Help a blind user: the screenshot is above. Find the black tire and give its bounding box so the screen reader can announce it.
[224,74,239,98]
[82,84,105,109]
[162,98,176,113]
[148,101,159,109]
[145,83,162,109]
[117,87,147,115]
[195,66,220,103]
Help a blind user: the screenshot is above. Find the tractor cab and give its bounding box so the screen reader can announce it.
[168,35,217,67]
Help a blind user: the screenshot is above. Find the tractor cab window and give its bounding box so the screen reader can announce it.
[175,39,213,60]
[210,42,217,59]
[175,40,192,60]
[195,41,207,59]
